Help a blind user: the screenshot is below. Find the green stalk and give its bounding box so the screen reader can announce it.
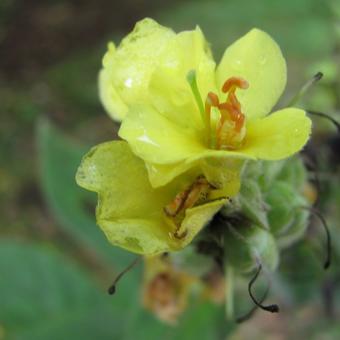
[288,72,323,106]
[225,264,234,321]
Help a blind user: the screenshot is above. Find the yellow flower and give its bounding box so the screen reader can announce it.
[76,141,227,255]
[100,18,311,189]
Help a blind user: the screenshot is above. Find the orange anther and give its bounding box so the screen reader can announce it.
[205,92,219,118]
[234,113,245,132]
[164,190,189,217]
[206,92,219,107]
[218,100,245,132]
[217,102,233,111]
[201,76,249,150]
[222,77,249,93]
[217,102,233,124]
[228,92,241,111]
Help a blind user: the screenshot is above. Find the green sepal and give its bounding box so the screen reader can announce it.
[277,207,310,249]
[224,222,279,274]
[277,157,307,191]
[238,179,269,230]
[266,181,304,236]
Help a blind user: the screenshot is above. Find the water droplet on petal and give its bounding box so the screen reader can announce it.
[124,78,133,88]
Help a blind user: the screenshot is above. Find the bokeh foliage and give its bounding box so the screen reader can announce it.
[0,0,339,338]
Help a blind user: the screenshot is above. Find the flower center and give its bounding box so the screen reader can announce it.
[207,77,249,150]
[163,176,214,239]
[187,71,249,150]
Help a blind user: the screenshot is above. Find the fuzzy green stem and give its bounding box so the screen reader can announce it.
[225,264,234,321]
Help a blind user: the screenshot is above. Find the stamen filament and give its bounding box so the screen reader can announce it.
[205,92,219,147]
[187,72,249,150]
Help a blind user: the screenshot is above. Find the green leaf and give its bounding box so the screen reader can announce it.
[36,118,131,266]
[0,239,230,339]
[0,239,125,340]
[266,181,302,236]
[122,300,227,340]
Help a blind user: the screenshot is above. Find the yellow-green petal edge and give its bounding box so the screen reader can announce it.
[216,28,287,120]
[99,18,175,121]
[76,141,226,255]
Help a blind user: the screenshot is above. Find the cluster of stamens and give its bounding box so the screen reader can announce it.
[205,77,249,150]
[164,176,213,239]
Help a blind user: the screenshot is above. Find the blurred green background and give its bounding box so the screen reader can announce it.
[0,0,339,339]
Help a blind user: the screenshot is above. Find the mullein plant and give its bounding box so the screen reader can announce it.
[76,18,333,324]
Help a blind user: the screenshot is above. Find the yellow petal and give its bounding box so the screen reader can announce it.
[145,161,200,188]
[144,106,310,186]
[119,104,242,195]
[99,18,175,121]
[99,219,172,255]
[146,157,242,198]
[200,157,242,197]
[240,108,312,160]
[99,66,127,121]
[119,104,206,164]
[174,199,227,250]
[148,26,217,130]
[76,141,175,254]
[216,28,287,120]
[76,141,226,254]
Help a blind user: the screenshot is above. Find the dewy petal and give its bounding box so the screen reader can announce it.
[216,28,287,120]
[99,65,127,121]
[119,104,206,164]
[148,26,217,130]
[146,158,242,198]
[146,161,201,188]
[99,18,175,121]
[133,110,309,187]
[240,108,312,160]
[119,103,247,191]
[76,141,226,255]
[174,199,227,249]
[76,141,173,254]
